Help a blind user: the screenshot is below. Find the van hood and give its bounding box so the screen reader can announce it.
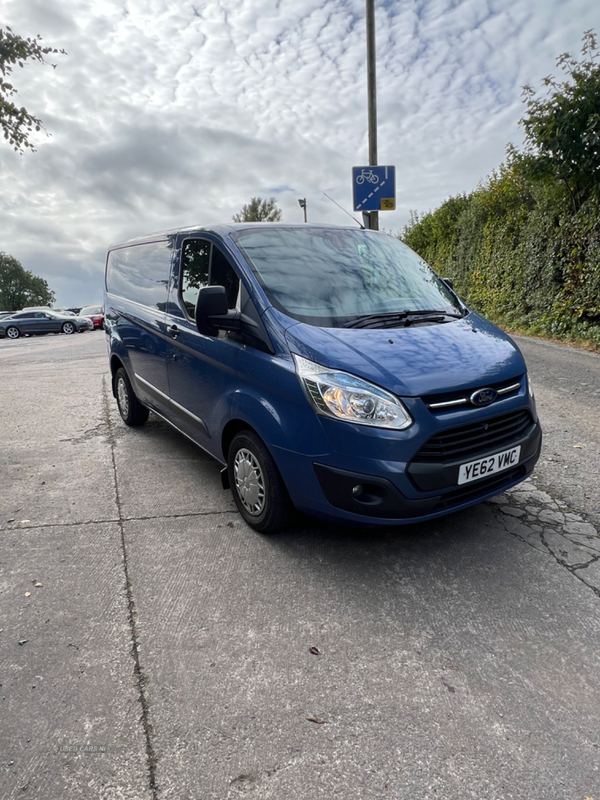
[282,313,526,397]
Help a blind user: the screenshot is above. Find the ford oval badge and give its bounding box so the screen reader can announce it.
[470,388,498,407]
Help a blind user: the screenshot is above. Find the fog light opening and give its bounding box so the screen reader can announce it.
[351,483,385,506]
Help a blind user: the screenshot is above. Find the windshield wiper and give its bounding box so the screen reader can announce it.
[342,309,465,329]
[342,311,412,329]
[407,309,466,318]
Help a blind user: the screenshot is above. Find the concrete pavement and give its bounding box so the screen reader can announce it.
[1,332,599,799]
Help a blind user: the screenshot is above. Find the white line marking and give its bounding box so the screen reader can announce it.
[357,179,387,209]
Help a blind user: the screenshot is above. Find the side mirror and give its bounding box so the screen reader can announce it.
[442,278,454,291]
[195,286,241,336]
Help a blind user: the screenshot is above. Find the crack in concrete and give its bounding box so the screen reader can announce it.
[58,420,110,445]
[489,478,600,599]
[0,508,239,533]
[102,374,158,798]
[565,555,600,571]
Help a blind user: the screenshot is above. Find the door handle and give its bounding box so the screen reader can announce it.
[166,324,180,338]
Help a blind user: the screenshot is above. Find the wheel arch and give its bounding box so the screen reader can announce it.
[109,354,126,397]
[221,419,256,462]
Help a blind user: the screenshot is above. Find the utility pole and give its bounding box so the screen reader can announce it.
[365,0,378,230]
[298,198,307,222]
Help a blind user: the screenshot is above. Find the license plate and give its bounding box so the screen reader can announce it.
[458,446,521,485]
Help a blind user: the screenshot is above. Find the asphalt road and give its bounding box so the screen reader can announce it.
[1,331,599,800]
[514,335,600,526]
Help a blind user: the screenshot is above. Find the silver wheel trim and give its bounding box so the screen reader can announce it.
[234,448,266,516]
[117,376,130,418]
[63,323,74,334]
[7,327,19,339]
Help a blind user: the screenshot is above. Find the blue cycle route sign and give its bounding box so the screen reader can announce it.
[352,165,396,212]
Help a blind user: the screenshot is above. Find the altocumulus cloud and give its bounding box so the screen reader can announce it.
[0,0,597,306]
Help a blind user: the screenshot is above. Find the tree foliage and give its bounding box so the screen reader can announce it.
[232,197,283,222]
[400,31,600,349]
[520,29,600,211]
[0,26,66,153]
[0,252,55,310]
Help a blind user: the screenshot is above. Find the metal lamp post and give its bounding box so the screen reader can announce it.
[366,0,378,231]
[298,198,307,222]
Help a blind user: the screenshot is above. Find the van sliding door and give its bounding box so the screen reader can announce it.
[106,238,174,416]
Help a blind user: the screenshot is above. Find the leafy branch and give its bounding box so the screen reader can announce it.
[0,26,66,153]
[519,30,600,211]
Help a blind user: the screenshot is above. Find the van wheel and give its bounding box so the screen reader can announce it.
[227,431,292,533]
[114,367,149,426]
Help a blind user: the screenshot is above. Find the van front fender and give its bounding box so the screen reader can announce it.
[224,386,330,462]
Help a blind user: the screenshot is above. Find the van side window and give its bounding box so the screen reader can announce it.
[106,240,173,310]
[211,247,239,309]
[180,240,240,318]
[181,240,210,316]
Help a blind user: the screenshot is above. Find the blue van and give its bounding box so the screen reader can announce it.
[104,223,541,533]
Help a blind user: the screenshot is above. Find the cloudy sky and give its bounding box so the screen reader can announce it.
[0,0,597,308]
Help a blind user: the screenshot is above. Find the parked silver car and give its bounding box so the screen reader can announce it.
[0,310,92,339]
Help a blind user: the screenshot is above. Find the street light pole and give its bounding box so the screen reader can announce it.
[298,198,307,222]
[366,0,379,230]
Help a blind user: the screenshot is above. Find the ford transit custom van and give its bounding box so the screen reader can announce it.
[104,224,541,533]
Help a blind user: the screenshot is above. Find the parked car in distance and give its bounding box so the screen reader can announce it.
[0,309,92,339]
[79,305,104,329]
[105,223,541,533]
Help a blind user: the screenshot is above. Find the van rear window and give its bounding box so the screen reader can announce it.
[106,240,173,309]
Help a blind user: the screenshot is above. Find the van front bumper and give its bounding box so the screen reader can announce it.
[272,417,542,527]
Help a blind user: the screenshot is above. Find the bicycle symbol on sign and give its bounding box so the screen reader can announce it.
[355,169,380,186]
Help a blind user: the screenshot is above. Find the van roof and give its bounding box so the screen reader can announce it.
[107,222,361,250]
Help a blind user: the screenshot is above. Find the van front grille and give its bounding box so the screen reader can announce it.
[413,410,533,463]
[423,376,523,411]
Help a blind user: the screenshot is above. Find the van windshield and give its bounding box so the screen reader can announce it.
[231,227,463,328]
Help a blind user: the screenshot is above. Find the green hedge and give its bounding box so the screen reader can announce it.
[401,164,600,348]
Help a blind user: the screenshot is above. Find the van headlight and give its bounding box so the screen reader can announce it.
[293,354,413,430]
[527,375,535,400]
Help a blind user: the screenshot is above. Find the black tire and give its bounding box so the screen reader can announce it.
[227,430,292,533]
[5,326,20,340]
[62,322,75,334]
[114,367,149,426]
